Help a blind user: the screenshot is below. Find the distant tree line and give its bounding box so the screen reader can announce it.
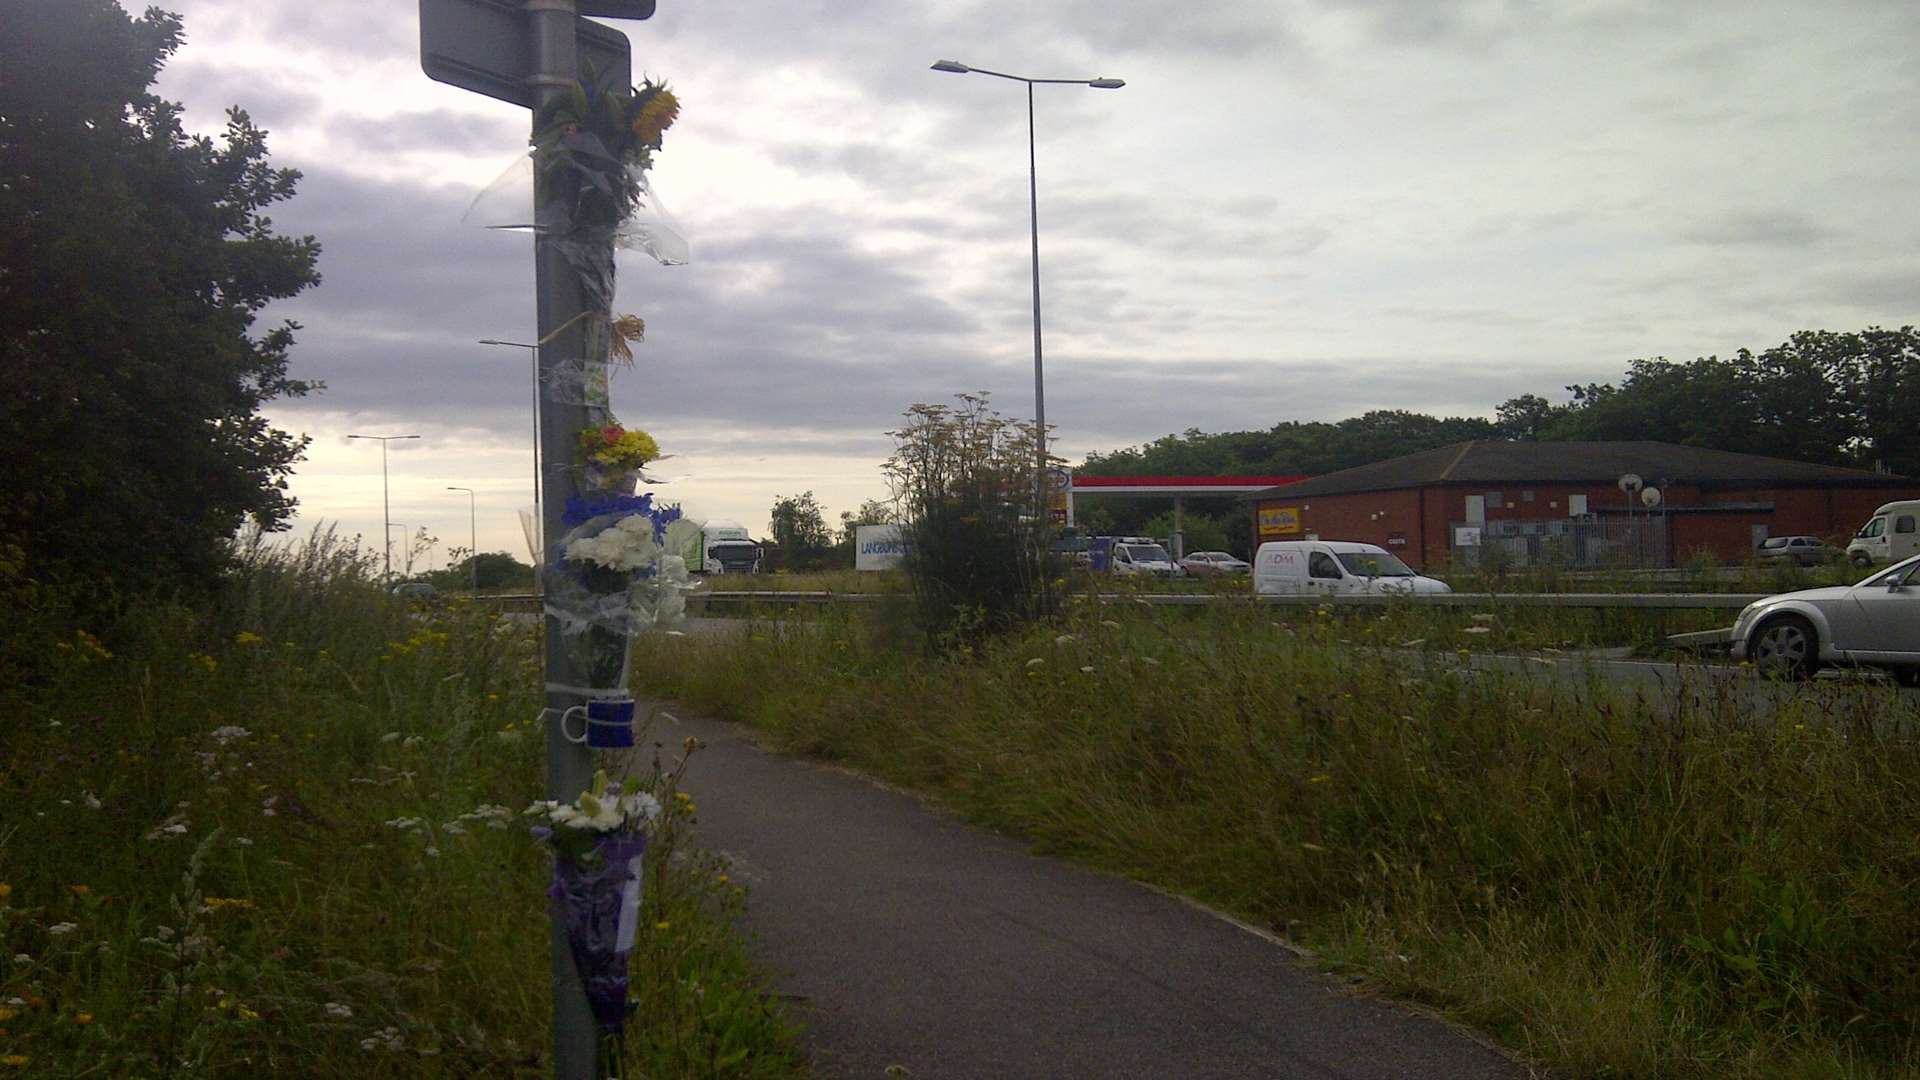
[1074,327,1920,555]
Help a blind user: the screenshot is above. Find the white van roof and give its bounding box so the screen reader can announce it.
[1258,540,1387,554]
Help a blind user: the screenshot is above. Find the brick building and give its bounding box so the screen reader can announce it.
[1247,441,1915,570]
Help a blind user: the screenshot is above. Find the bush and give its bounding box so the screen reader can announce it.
[883,394,1056,649]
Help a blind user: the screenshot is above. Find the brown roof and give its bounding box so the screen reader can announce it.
[1250,441,1906,499]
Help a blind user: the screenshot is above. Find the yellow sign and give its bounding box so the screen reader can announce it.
[1258,505,1301,535]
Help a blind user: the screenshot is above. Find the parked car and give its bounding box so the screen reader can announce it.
[1110,540,1183,578]
[1730,552,1920,682]
[390,580,439,603]
[1253,541,1451,596]
[1755,535,1841,567]
[1845,500,1920,568]
[1178,551,1250,577]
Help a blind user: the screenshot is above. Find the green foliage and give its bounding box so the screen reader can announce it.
[767,491,835,571]
[884,394,1055,648]
[0,0,323,612]
[0,529,802,1077]
[634,608,1920,1079]
[425,552,535,593]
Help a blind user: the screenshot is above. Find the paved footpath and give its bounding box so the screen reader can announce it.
[652,699,1532,1080]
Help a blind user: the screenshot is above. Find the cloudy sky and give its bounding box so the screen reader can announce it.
[152,0,1920,566]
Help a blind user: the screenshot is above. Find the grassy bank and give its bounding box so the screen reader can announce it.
[630,604,1920,1079]
[0,534,802,1078]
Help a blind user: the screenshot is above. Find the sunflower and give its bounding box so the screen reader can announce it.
[629,84,680,149]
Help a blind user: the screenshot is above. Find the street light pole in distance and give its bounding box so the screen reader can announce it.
[347,433,421,581]
[928,59,1123,519]
[447,486,478,592]
[478,338,544,545]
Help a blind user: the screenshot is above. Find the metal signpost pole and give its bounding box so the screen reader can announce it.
[447,486,477,590]
[525,3,598,1074]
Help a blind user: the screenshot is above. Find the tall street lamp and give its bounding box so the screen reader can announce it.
[930,59,1123,517]
[386,522,411,579]
[478,338,543,537]
[447,486,477,592]
[348,433,421,581]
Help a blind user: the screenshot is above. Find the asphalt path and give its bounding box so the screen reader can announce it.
[650,701,1527,1080]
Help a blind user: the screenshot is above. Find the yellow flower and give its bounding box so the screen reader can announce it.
[1308,774,1331,784]
[203,897,255,912]
[653,921,671,931]
[237,1005,260,1021]
[235,631,265,646]
[0,1008,14,1022]
[0,882,11,901]
[73,1012,93,1025]
[3,1055,29,1067]
[629,86,680,146]
[70,884,90,897]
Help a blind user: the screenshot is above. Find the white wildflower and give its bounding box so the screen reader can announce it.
[1099,620,1121,631]
[210,725,251,745]
[47,922,78,936]
[401,735,424,750]
[1079,665,1095,674]
[81,791,102,810]
[1054,634,1076,645]
[325,1002,354,1019]
[1025,658,1045,669]
[380,732,402,743]
[1139,656,1161,666]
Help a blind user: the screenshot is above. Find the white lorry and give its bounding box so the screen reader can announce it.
[1845,500,1920,568]
[1253,540,1451,596]
[690,520,761,575]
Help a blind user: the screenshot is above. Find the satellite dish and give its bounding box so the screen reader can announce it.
[1617,473,1643,494]
[1641,486,1663,508]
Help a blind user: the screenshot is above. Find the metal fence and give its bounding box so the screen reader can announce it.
[1450,516,1670,570]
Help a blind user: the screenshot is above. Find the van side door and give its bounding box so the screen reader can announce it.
[1306,549,1345,592]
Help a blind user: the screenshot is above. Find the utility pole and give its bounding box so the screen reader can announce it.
[421,4,652,1073]
[349,433,420,580]
[447,486,478,591]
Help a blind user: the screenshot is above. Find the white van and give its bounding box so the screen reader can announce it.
[1845,501,1920,568]
[1254,541,1451,596]
[1109,537,1182,578]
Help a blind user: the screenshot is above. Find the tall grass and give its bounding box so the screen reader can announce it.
[0,528,801,1078]
[631,604,1920,1079]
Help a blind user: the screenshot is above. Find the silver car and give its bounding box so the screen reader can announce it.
[1731,553,1920,682]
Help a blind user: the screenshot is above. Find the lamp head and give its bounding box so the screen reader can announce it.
[1088,77,1125,89]
[930,59,970,74]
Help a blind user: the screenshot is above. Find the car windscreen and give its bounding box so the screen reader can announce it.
[1860,517,1887,538]
[1336,552,1414,577]
[1760,538,1789,549]
[1121,545,1170,562]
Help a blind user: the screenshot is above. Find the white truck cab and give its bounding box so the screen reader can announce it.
[1254,540,1451,596]
[1846,501,1920,568]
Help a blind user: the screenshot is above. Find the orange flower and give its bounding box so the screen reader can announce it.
[601,425,623,446]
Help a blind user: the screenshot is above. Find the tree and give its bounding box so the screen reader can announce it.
[836,498,901,548]
[0,0,322,609]
[884,394,1052,647]
[768,491,833,569]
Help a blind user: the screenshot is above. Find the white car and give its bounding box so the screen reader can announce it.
[1730,553,1920,682]
[1109,540,1182,578]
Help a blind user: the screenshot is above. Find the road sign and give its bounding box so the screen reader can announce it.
[579,0,655,17]
[420,0,632,109]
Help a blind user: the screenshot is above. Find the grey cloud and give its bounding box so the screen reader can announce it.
[1674,210,1831,249]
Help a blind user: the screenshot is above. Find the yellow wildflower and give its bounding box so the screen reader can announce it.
[0,1008,14,1022]
[73,1012,93,1025]
[653,921,670,931]
[0,882,11,901]
[235,631,265,646]
[237,1005,260,1021]
[3,1055,29,1068]
[203,897,255,913]
[69,884,89,898]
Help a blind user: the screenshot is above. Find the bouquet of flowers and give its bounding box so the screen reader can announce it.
[578,423,660,492]
[532,77,680,238]
[527,772,662,1059]
[546,493,703,692]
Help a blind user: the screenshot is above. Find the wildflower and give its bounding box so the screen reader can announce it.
[380,732,402,743]
[1025,657,1045,669]
[73,1012,93,1025]
[69,884,90,898]
[3,1055,28,1068]
[47,923,78,936]
[654,921,670,931]
[1099,620,1121,630]
[82,791,102,810]
[202,898,254,913]
[325,1002,354,1019]
[235,631,265,645]
[211,725,251,744]
[0,883,10,901]
[1054,634,1076,645]
[1308,774,1331,784]
[1139,656,1161,666]
[1079,666,1094,674]
[0,1008,12,1021]
[237,1005,260,1021]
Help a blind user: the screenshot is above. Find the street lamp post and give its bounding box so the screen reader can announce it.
[447,486,478,592]
[929,59,1123,516]
[387,522,410,578]
[348,433,421,581]
[478,339,543,543]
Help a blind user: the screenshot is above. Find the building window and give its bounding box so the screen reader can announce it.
[1486,491,1504,509]
[1522,490,1535,503]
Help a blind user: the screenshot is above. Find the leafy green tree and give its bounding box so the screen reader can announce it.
[769,491,834,570]
[0,0,322,610]
[884,394,1052,647]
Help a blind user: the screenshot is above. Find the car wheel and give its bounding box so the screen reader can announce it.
[1749,615,1819,680]
[1851,552,1873,569]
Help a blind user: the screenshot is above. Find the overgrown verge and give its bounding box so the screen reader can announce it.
[0,531,802,1078]
[630,605,1920,1079]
